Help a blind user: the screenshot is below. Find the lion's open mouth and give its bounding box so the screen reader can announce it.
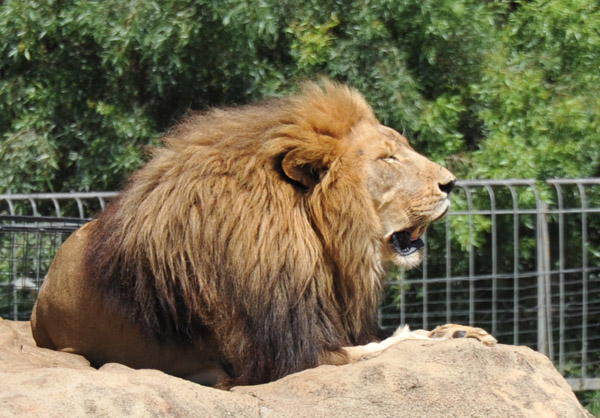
[389,226,427,256]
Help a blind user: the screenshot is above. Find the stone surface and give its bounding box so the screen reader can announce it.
[0,318,591,418]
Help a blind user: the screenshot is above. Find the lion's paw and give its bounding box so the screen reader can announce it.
[428,324,497,347]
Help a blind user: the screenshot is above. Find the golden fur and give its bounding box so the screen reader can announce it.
[31,80,465,388]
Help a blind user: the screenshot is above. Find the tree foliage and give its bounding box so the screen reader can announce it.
[1,0,599,193]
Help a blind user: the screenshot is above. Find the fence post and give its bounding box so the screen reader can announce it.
[536,200,552,358]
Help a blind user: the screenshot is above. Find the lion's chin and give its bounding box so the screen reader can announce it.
[387,247,424,270]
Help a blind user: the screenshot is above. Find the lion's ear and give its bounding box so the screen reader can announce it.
[281,149,328,189]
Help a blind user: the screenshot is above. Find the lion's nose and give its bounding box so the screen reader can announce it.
[439,179,456,196]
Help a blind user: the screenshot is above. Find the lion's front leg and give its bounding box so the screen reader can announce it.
[389,323,497,347]
[333,323,497,364]
[417,323,497,347]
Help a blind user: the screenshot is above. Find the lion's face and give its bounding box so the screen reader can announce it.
[350,122,456,269]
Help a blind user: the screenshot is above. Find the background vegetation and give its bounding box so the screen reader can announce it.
[1,0,599,193]
[1,0,599,413]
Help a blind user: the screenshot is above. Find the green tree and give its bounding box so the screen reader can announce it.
[471,0,600,180]
[3,0,599,192]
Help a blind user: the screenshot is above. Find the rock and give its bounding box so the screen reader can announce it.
[0,318,591,418]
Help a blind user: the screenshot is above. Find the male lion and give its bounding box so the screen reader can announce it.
[31,81,495,388]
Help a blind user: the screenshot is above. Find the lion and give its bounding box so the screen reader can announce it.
[31,80,495,388]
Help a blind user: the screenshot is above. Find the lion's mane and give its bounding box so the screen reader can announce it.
[85,81,386,386]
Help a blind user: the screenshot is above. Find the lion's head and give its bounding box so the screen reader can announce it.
[279,82,456,271]
[355,123,455,269]
[35,80,455,387]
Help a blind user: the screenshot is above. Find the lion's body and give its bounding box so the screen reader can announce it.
[31,81,463,387]
[31,222,226,384]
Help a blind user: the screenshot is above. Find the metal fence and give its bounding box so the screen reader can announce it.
[0,192,117,320]
[378,178,600,391]
[1,180,599,391]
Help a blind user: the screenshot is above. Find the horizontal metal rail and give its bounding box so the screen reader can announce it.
[0,192,118,218]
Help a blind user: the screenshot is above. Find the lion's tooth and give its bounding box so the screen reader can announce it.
[410,229,421,241]
[411,225,428,241]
